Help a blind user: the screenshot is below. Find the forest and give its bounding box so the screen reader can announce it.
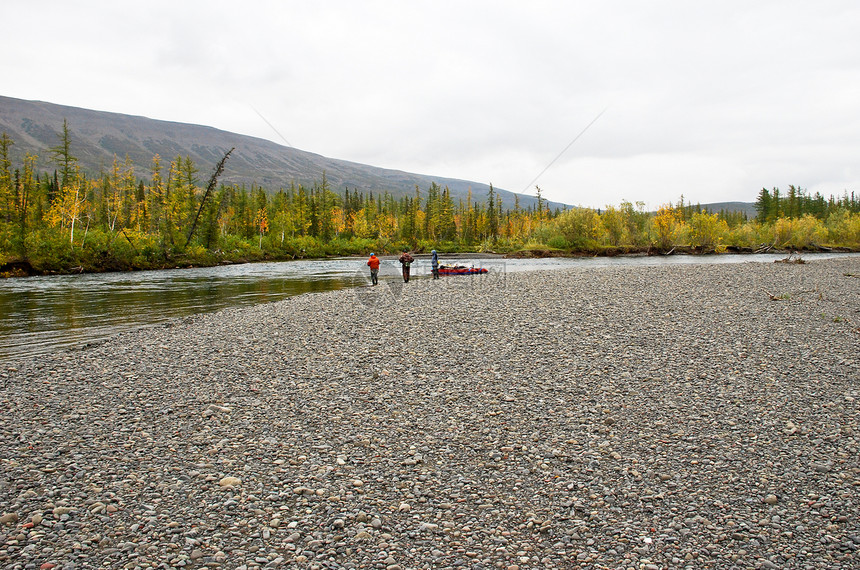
[1,122,859,276]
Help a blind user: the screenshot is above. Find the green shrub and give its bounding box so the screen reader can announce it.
[136,234,169,265]
[552,208,604,248]
[25,228,77,272]
[546,235,571,250]
[688,211,729,249]
[220,234,256,257]
[728,221,770,248]
[826,209,860,246]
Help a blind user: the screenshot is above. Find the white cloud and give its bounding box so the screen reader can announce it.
[4,0,860,208]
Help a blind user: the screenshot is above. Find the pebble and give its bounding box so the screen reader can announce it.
[0,513,18,525]
[0,258,858,568]
[219,476,242,487]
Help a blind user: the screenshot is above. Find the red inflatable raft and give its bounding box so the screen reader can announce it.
[438,265,488,275]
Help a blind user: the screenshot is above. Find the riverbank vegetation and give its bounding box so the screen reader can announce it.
[1,125,859,276]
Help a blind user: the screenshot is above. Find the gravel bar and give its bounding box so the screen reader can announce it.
[1,257,858,570]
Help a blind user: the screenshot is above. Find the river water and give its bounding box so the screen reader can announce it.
[1,253,855,361]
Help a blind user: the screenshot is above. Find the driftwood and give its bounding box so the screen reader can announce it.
[775,251,805,264]
[764,288,816,301]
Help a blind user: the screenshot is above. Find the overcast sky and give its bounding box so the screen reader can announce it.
[5,0,860,209]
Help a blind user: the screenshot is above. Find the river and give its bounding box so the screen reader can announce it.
[1,253,855,361]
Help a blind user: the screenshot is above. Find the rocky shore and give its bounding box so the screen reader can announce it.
[1,258,858,569]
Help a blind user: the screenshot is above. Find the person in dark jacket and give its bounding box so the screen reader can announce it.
[398,251,414,282]
[430,250,439,279]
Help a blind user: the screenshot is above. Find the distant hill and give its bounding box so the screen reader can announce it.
[0,95,565,211]
[699,201,758,218]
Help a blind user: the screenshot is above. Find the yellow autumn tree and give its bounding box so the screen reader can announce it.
[651,206,682,250]
[825,209,860,245]
[47,167,89,246]
[146,154,165,235]
[254,207,269,249]
[330,206,346,237]
[554,207,604,247]
[376,212,397,241]
[0,134,12,222]
[601,205,625,246]
[351,209,373,238]
[688,211,728,249]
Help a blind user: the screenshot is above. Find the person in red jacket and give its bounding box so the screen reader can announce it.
[366,253,380,285]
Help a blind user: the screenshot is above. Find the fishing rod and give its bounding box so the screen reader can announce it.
[521,107,608,194]
[250,105,294,148]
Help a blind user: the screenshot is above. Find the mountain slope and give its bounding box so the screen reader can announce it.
[0,95,562,210]
[699,201,758,218]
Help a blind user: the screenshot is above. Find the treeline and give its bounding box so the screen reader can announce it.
[0,124,557,273]
[755,185,859,222]
[1,123,859,275]
[534,194,860,253]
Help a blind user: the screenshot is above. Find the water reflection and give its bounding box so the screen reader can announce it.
[0,259,369,360]
[1,253,856,360]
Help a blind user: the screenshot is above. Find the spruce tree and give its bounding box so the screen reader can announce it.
[49,119,77,190]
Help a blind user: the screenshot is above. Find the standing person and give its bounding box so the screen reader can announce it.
[398,251,414,283]
[367,253,380,286]
[430,249,439,279]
